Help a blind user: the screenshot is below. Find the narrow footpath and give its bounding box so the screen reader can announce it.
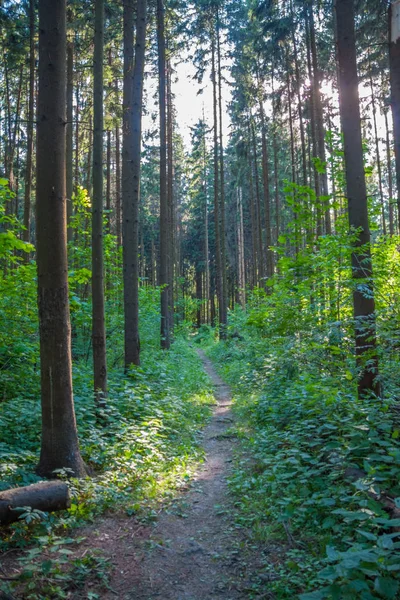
[100,349,259,599]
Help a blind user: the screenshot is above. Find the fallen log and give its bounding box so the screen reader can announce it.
[0,481,70,525]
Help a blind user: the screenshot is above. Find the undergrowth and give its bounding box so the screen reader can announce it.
[204,312,400,600]
[0,338,214,599]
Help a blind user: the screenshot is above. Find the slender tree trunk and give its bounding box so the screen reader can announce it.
[157,0,170,349]
[122,0,147,368]
[166,57,174,337]
[217,10,227,337]
[92,0,107,403]
[74,74,80,193]
[335,0,380,398]
[389,0,400,226]
[247,130,258,287]
[115,124,122,246]
[309,3,330,234]
[203,121,210,323]
[384,108,395,235]
[306,14,322,238]
[36,0,86,477]
[368,57,386,235]
[259,95,273,278]
[106,129,111,233]
[290,0,308,187]
[66,41,74,243]
[211,30,223,332]
[271,67,280,245]
[237,186,245,307]
[23,0,35,245]
[251,118,264,280]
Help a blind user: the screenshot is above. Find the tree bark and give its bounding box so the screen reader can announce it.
[157,0,170,349]
[217,10,227,336]
[66,41,74,243]
[23,0,35,245]
[92,0,107,403]
[335,0,380,398]
[389,0,400,226]
[36,0,86,477]
[0,482,70,525]
[123,0,147,368]
[211,31,223,332]
[167,57,175,338]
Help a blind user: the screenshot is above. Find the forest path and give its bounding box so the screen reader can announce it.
[98,348,258,599]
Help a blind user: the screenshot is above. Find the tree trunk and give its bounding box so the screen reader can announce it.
[389,0,400,227]
[211,31,223,333]
[23,0,35,245]
[123,0,147,368]
[167,57,175,338]
[157,0,170,349]
[92,0,107,403]
[384,108,395,235]
[259,95,273,278]
[335,0,380,398]
[115,124,122,246]
[0,482,70,525]
[368,54,386,235]
[251,118,264,280]
[237,186,245,307]
[217,10,227,337]
[66,41,74,243]
[36,0,86,478]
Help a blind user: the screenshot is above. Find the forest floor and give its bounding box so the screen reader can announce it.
[79,349,263,599]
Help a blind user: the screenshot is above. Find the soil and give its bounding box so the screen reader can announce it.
[97,349,261,600]
[2,350,268,599]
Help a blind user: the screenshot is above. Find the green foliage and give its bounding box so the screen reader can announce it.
[206,223,400,598]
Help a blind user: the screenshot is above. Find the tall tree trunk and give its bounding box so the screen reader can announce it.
[157,0,170,349]
[290,0,308,187]
[309,3,331,234]
[166,57,174,337]
[237,186,245,307]
[251,118,264,280]
[384,108,395,235]
[247,130,258,287]
[271,66,280,245]
[211,30,223,333]
[36,0,86,477]
[259,93,273,278]
[123,0,147,368]
[335,0,380,398]
[106,129,111,233]
[115,124,122,246]
[368,56,386,235]
[203,120,210,323]
[74,73,80,193]
[23,0,35,245]
[217,9,227,337]
[92,0,107,403]
[389,0,400,226]
[66,41,74,243]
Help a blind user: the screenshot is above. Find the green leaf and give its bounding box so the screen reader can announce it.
[374,577,399,599]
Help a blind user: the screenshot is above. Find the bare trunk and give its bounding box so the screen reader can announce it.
[157,0,170,349]
[389,0,400,226]
[36,0,86,477]
[217,10,227,337]
[23,0,35,245]
[384,108,395,235]
[92,0,107,403]
[335,0,380,398]
[66,41,73,243]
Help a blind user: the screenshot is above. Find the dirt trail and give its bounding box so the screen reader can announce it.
[101,349,255,600]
